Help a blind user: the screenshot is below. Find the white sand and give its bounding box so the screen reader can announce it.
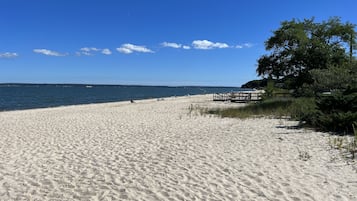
[0,95,356,201]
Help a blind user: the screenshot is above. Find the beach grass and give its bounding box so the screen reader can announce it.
[206,97,357,159]
[205,97,316,119]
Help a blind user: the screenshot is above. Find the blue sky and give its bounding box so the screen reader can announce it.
[0,0,355,86]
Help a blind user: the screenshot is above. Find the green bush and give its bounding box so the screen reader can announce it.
[289,97,317,123]
[207,92,356,134]
[313,88,357,133]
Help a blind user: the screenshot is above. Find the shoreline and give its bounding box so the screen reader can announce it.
[0,94,208,113]
[0,95,356,200]
[0,84,243,112]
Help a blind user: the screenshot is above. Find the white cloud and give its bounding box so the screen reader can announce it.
[80,47,90,52]
[192,40,229,50]
[182,45,191,50]
[0,52,18,58]
[117,47,133,54]
[116,44,154,54]
[33,49,67,56]
[235,43,254,49]
[80,47,100,52]
[243,43,253,48]
[81,51,92,56]
[161,42,182,48]
[101,48,112,55]
[161,42,191,50]
[77,47,111,56]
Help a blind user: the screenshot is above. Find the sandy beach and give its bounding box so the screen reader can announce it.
[0,94,356,201]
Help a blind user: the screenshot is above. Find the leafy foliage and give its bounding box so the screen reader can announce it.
[289,97,317,123]
[252,17,357,134]
[241,78,268,89]
[310,60,357,92]
[257,17,356,90]
[314,88,357,133]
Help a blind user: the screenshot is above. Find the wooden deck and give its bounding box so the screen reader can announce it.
[213,92,263,102]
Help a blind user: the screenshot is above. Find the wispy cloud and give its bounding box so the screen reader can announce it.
[243,43,253,48]
[182,45,191,50]
[0,52,18,58]
[116,44,154,54]
[161,42,182,49]
[76,47,112,56]
[33,49,67,56]
[192,40,229,50]
[161,42,191,50]
[101,48,112,55]
[116,47,132,54]
[161,40,251,50]
[76,51,92,56]
[236,43,254,49]
[80,47,100,52]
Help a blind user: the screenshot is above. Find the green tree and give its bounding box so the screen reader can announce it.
[310,60,357,92]
[257,17,356,91]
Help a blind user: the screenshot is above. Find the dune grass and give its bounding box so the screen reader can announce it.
[205,97,357,159]
[206,97,315,119]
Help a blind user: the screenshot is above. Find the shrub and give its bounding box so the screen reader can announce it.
[314,88,357,133]
[289,97,317,124]
[207,91,356,134]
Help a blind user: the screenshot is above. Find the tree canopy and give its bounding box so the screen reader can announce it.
[254,17,357,133]
[257,17,356,90]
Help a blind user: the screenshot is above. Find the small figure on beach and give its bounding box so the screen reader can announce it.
[130,99,135,103]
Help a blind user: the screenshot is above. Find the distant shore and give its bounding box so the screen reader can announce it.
[0,94,356,200]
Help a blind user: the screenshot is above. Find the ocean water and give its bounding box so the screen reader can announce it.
[0,84,243,111]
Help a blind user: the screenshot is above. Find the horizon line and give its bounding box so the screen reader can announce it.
[0,82,242,88]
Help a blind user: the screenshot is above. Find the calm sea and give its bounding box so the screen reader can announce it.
[0,84,243,111]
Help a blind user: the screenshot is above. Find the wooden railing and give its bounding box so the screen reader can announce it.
[213,92,263,102]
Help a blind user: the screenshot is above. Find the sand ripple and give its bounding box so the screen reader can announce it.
[0,95,356,200]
